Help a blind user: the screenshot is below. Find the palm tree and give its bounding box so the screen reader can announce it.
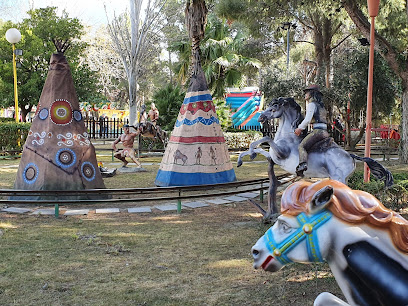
[185,0,208,76]
[172,13,261,97]
[201,15,261,97]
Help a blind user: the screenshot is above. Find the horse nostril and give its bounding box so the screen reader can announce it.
[252,248,260,257]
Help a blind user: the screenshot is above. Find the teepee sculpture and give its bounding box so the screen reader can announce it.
[156,0,235,186]
[155,58,236,186]
[13,41,106,199]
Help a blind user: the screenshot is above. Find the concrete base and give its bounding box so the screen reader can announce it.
[117,166,147,173]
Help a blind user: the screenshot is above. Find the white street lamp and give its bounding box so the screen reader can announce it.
[5,28,22,122]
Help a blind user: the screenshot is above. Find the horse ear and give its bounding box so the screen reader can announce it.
[309,185,334,212]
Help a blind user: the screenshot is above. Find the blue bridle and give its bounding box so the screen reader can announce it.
[264,210,332,265]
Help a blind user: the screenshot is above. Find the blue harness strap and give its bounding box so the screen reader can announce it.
[264,210,332,265]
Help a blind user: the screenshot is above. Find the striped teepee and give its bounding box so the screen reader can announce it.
[155,62,236,186]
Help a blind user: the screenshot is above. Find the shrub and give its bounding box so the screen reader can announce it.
[153,84,185,132]
[347,171,408,212]
[214,98,232,131]
[0,122,31,150]
[224,131,263,149]
[0,118,15,123]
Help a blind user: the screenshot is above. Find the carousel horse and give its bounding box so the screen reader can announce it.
[237,97,393,221]
[252,179,408,306]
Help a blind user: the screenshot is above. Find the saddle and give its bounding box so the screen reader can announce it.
[307,137,339,154]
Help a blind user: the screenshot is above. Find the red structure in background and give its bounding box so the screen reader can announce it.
[377,124,400,140]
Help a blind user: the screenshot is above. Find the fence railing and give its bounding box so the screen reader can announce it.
[85,118,129,139]
[84,118,345,147]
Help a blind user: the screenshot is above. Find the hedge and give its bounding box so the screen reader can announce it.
[0,118,15,123]
[224,131,263,149]
[348,171,408,212]
[0,122,31,150]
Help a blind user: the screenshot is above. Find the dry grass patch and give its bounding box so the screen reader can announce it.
[1,151,406,305]
[0,202,343,305]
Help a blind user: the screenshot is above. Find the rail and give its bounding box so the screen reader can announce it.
[0,174,293,217]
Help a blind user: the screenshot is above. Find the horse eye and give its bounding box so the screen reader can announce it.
[278,220,293,233]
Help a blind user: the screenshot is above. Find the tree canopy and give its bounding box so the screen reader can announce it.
[2,1,408,160]
[0,7,102,121]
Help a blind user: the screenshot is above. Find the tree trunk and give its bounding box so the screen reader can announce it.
[128,68,138,126]
[401,86,408,162]
[20,108,28,123]
[313,27,325,82]
[185,0,208,75]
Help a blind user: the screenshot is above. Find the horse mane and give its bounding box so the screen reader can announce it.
[279,97,304,129]
[280,179,408,253]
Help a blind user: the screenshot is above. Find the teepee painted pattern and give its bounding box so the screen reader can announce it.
[13,52,106,199]
[155,66,236,186]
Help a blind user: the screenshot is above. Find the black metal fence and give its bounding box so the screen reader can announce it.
[84,118,342,146]
[85,118,165,151]
[85,118,129,139]
[85,118,278,140]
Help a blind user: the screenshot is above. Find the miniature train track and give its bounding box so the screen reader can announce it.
[0,173,294,206]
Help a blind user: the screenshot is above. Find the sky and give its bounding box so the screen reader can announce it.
[2,0,130,27]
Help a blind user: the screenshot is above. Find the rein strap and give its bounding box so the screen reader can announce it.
[264,210,332,265]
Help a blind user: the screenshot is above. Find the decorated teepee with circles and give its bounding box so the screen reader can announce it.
[13,41,106,199]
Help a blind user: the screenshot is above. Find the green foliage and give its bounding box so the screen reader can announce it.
[0,117,15,123]
[224,131,262,149]
[153,84,185,131]
[25,6,83,43]
[214,98,232,130]
[202,15,262,98]
[170,13,261,97]
[0,122,31,150]
[330,48,400,123]
[260,65,305,102]
[0,7,103,121]
[347,171,408,212]
[374,0,408,54]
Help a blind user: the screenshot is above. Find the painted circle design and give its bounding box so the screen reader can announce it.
[23,163,39,184]
[38,108,49,120]
[50,99,73,125]
[55,148,76,169]
[81,162,96,182]
[73,110,82,122]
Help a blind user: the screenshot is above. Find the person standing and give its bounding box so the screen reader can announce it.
[294,85,329,177]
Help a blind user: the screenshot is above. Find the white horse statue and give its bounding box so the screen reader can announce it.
[252,179,408,306]
[238,97,393,222]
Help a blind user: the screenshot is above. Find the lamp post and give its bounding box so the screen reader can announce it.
[5,28,21,123]
[281,22,297,69]
[364,0,380,183]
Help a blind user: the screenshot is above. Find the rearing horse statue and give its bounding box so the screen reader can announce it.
[237,97,393,222]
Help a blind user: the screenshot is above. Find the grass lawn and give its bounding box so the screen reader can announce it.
[0,148,406,305]
[0,202,342,305]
